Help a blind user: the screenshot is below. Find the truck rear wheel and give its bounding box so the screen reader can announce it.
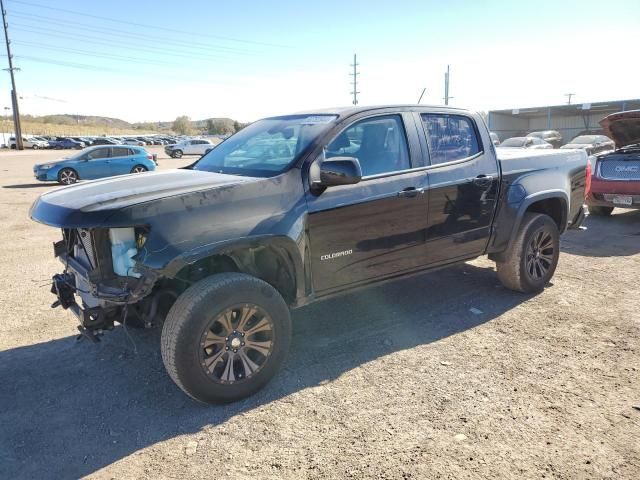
[161,273,291,404]
[588,205,613,216]
[496,213,560,293]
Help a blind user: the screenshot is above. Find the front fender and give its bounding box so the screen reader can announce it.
[159,234,307,303]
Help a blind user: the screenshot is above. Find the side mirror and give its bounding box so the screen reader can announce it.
[314,156,362,188]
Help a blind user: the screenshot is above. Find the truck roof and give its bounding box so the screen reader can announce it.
[283,104,473,119]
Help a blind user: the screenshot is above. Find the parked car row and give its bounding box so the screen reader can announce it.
[495,129,616,155]
[8,134,186,150]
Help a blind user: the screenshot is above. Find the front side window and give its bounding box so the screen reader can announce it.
[88,148,109,160]
[194,114,337,177]
[326,115,410,177]
[421,114,480,164]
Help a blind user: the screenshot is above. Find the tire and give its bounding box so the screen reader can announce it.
[161,273,292,404]
[10,144,16,149]
[171,149,183,159]
[58,168,79,185]
[588,205,613,216]
[496,213,560,293]
[32,145,39,150]
[130,165,148,173]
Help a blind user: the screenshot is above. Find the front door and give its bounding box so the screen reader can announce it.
[306,113,430,294]
[418,113,500,264]
[81,147,111,179]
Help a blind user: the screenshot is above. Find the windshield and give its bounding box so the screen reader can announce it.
[569,135,597,144]
[193,114,337,177]
[501,137,526,147]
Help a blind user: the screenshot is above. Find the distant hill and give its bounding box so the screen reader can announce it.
[18,114,244,135]
[22,114,133,129]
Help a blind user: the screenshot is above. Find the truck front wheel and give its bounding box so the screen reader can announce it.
[496,213,560,293]
[161,273,292,404]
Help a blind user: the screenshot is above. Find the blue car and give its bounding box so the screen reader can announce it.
[49,138,85,150]
[33,145,157,184]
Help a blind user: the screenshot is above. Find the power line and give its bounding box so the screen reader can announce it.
[1,0,23,149]
[13,54,240,86]
[13,40,184,67]
[7,11,259,55]
[6,0,291,48]
[350,53,359,106]
[11,25,249,63]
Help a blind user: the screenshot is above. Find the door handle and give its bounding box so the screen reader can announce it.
[473,175,493,187]
[398,187,425,198]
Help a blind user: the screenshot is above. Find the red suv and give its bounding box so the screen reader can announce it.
[586,110,640,216]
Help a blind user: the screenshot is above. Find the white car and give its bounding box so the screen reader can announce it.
[497,136,553,150]
[122,138,146,146]
[165,139,215,158]
[9,136,49,149]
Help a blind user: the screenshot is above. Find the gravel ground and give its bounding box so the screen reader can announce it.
[0,147,638,479]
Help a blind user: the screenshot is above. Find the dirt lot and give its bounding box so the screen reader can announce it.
[0,147,638,479]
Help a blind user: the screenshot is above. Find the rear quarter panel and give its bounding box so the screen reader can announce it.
[488,149,587,254]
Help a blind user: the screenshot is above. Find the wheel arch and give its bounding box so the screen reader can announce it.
[163,236,306,306]
[490,190,568,262]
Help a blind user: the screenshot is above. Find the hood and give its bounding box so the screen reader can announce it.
[30,169,259,228]
[599,110,640,148]
[35,157,72,168]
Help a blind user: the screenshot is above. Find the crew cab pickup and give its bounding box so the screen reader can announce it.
[30,105,587,404]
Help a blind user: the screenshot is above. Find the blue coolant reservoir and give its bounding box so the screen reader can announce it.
[109,228,141,278]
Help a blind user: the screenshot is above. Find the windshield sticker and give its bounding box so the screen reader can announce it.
[301,115,337,124]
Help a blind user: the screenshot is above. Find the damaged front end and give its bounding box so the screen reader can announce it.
[50,227,169,341]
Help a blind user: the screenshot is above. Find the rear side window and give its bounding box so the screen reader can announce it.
[326,114,410,177]
[112,147,130,157]
[421,114,480,164]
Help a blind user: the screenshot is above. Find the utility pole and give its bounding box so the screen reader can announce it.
[443,65,453,106]
[0,0,22,149]
[349,53,359,105]
[417,88,426,104]
[565,93,575,105]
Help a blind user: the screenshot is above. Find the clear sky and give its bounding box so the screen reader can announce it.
[1,0,639,122]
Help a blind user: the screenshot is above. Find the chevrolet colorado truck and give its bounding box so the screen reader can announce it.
[30,105,587,404]
[586,110,640,215]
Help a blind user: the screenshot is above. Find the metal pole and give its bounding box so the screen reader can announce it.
[350,54,359,105]
[0,0,22,149]
[444,65,450,105]
[417,88,426,104]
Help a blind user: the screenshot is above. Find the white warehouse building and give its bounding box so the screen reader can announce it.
[487,98,640,145]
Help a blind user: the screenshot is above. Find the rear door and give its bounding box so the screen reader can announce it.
[109,146,135,175]
[418,112,500,265]
[306,112,430,293]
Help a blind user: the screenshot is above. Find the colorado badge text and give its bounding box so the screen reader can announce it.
[320,249,353,261]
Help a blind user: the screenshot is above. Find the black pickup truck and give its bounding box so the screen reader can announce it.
[30,105,587,404]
